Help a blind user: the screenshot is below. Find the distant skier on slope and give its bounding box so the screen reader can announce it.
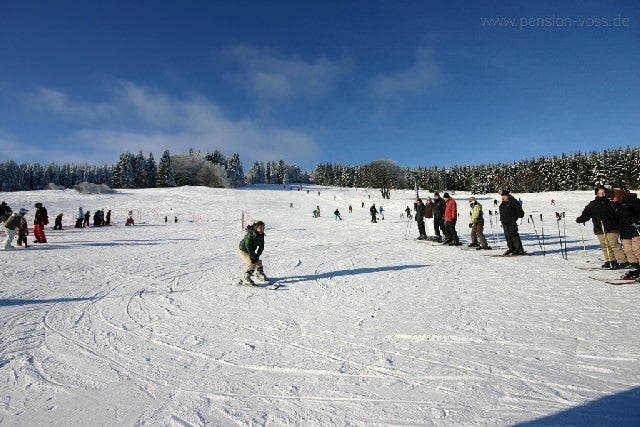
[238,221,269,286]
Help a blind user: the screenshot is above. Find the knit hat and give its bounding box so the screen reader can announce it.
[501,190,510,196]
[19,208,28,215]
[443,192,451,199]
[469,197,476,203]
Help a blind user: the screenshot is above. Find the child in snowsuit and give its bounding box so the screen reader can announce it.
[17,214,29,247]
[54,213,63,230]
[238,221,268,286]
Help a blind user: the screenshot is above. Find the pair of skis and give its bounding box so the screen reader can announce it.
[235,279,281,290]
[579,266,639,285]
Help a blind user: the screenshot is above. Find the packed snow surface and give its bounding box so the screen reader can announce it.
[1,185,639,425]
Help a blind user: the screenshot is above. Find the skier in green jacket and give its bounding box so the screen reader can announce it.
[238,221,268,285]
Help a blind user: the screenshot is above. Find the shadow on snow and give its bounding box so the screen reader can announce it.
[516,385,640,426]
[275,264,429,286]
[0,296,95,307]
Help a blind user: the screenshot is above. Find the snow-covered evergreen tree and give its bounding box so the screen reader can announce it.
[145,153,157,188]
[157,150,176,187]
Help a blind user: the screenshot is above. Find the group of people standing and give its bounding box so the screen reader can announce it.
[577,184,640,277]
[75,207,111,228]
[412,190,525,254]
[2,202,49,250]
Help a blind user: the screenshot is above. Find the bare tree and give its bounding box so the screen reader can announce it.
[362,160,405,199]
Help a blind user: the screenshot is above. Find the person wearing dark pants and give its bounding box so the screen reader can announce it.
[499,190,525,255]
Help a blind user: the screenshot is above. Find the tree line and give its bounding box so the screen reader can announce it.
[312,147,640,198]
[0,146,638,194]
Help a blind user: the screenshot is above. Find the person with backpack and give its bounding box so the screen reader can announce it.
[499,190,525,255]
[3,208,27,250]
[238,221,268,286]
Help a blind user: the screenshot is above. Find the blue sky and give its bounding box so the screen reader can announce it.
[1,0,638,171]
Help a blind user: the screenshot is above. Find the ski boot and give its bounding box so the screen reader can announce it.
[255,267,269,282]
[241,271,257,286]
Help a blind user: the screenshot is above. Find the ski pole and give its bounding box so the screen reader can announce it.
[555,212,566,260]
[578,223,588,263]
[600,220,614,269]
[529,214,544,256]
[540,213,546,257]
[561,211,568,260]
[489,210,498,245]
[404,218,413,239]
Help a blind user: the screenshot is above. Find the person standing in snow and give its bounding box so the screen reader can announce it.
[576,185,628,268]
[442,193,460,245]
[75,207,84,228]
[334,209,342,220]
[238,221,269,286]
[16,210,29,247]
[83,210,90,228]
[54,213,63,230]
[468,197,490,250]
[0,201,12,222]
[33,202,48,243]
[499,190,526,255]
[432,192,446,242]
[414,198,427,239]
[611,185,640,278]
[370,203,378,223]
[3,208,27,250]
[379,206,385,220]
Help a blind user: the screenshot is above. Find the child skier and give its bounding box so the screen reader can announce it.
[17,210,29,247]
[238,221,269,286]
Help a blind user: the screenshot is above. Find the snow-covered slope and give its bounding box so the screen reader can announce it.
[1,185,638,425]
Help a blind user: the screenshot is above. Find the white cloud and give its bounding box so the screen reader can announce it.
[220,44,351,100]
[369,48,442,98]
[18,81,319,167]
[116,81,178,127]
[21,87,118,119]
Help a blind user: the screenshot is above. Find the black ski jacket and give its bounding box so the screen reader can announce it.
[432,198,445,220]
[414,201,426,222]
[576,196,620,234]
[616,193,640,239]
[499,196,522,225]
